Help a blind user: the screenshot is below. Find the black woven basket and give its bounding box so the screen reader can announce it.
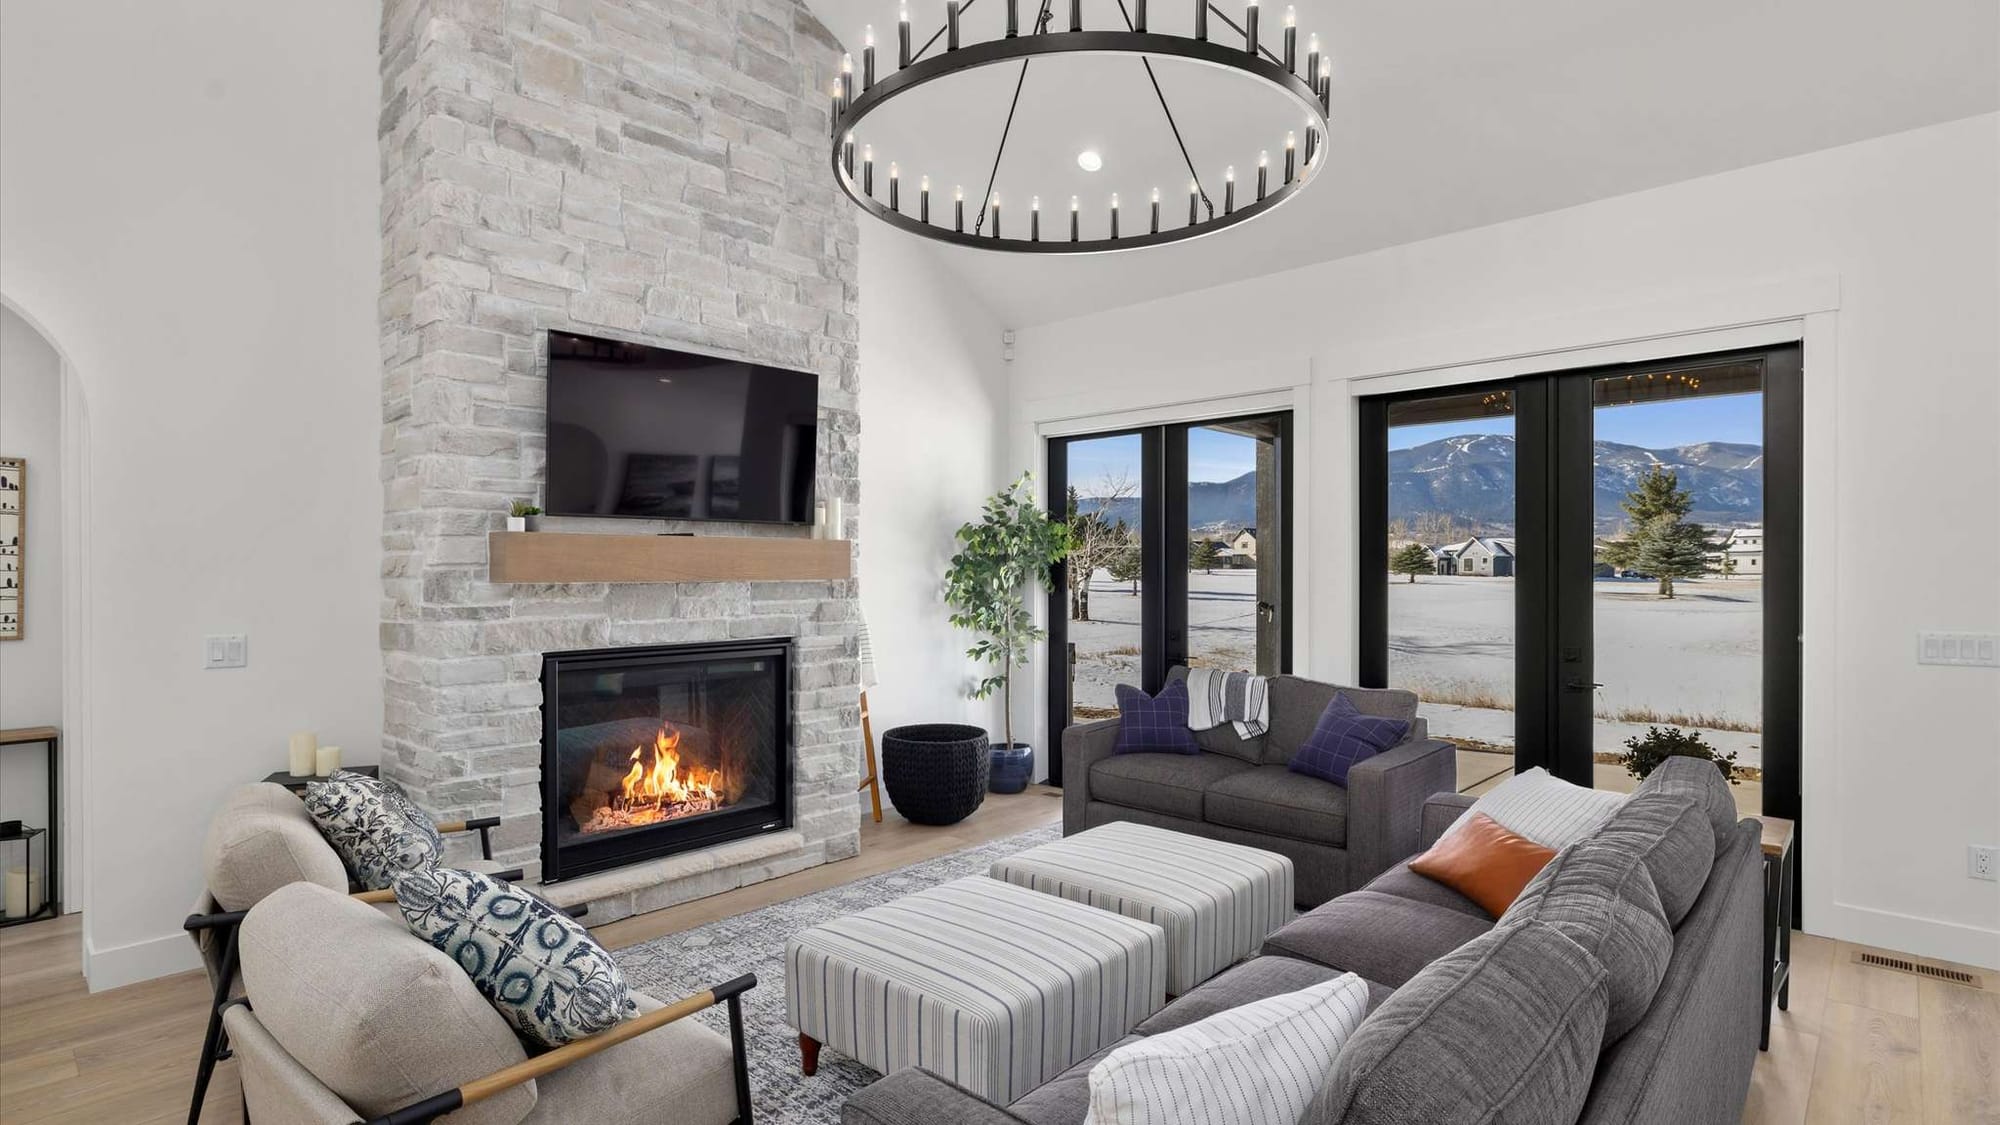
[880,724,992,826]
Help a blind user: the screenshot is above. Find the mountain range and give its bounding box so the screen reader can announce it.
[1074,434,1763,536]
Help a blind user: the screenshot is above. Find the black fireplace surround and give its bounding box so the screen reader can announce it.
[540,639,793,882]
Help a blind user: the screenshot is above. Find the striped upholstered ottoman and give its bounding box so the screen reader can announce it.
[784,876,1167,1103]
[988,821,1294,995]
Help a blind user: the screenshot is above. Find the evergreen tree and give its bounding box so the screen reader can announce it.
[1190,539,1219,574]
[1107,535,1142,592]
[1390,542,1435,583]
[1605,466,1707,598]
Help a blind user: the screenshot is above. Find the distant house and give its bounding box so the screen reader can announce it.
[1229,528,1257,561]
[1434,536,1516,577]
[1705,524,1764,574]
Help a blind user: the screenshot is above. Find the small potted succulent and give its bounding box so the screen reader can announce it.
[507,500,542,533]
[1616,726,1741,785]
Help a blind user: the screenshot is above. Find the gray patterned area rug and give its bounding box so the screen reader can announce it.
[611,823,1063,1125]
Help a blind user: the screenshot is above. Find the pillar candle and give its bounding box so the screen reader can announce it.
[315,745,342,777]
[289,732,318,777]
[4,867,41,919]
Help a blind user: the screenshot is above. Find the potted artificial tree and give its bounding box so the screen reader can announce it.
[942,473,1072,795]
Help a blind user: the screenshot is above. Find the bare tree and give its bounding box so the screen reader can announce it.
[1065,470,1138,621]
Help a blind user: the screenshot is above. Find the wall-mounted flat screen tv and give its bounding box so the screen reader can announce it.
[545,331,818,524]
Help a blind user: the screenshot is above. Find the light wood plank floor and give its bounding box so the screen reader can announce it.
[2,785,1993,1125]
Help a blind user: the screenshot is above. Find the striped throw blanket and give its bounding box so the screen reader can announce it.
[1185,667,1271,739]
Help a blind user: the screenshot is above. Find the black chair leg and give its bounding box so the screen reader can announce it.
[188,928,240,1125]
[727,993,753,1125]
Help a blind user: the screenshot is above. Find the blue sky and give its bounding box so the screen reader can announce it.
[1389,392,1762,451]
[1063,428,1261,487]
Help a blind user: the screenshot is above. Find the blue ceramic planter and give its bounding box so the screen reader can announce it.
[989,741,1034,794]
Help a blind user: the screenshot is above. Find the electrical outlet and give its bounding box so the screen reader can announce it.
[1918,631,2000,667]
[204,633,248,669]
[1972,846,1998,882]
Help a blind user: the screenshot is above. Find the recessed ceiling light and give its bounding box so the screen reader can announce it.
[1076,149,1103,172]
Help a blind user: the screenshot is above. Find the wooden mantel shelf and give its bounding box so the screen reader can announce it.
[488,532,851,584]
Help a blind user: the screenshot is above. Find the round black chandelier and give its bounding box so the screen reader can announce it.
[829,0,1333,253]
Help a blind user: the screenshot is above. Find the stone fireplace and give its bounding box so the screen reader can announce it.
[374,0,859,920]
[542,639,793,883]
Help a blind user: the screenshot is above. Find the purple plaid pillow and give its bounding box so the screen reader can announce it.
[1287,692,1411,786]
[1113,680,1201,755]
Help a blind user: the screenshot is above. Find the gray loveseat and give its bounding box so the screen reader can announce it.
[1062,668,1457,906]
[844,756,1764,1125]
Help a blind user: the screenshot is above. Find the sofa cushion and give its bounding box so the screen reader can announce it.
[1134,954,1378,1035]
[1089,752,1252,821]
[1113,680,1202,755]
[1084,974,1370,1125]
[1497,839,1673,1044]
[1287,693,1412,786]
[1408,812,1557,918]
[1008,1035,1143,1125]
[1265,677,1419,766]
[1166,666,1265,762]
[395,867,637,1048]
[238,882,535,1125]
[1260,890,1494,987]
[1635,754,1743,849]
[1588,788,1716,927]
[1204,764,1348,846]
[1313,921,1608,1125]
[204,782,350,911]
[1359,862,1490,921]
[1443,766,1625,851]
[522,992,737,1125]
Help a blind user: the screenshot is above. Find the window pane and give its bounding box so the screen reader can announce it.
[1063,434,1143,722]
[1386,389,1516,794]
[1186,420,1282,675]
[1590,363,1763,817]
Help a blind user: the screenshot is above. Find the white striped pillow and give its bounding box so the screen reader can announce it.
[1082,974,1370,1125]
[1443,766,1627,850]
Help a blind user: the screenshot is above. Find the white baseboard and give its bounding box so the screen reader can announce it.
[1814,901,2000,971]
[84,929,202,992]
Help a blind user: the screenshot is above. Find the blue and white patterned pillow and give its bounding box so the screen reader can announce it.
[395,867,637,1048]
[302,769,444,890]
[1287,692,1410,786]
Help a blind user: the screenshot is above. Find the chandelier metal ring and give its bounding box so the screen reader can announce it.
[830,27,1332,254]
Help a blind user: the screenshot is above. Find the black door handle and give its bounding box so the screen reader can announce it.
[1565,679,1603,692]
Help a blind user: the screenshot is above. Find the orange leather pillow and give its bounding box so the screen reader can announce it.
[1409,812,1558,918]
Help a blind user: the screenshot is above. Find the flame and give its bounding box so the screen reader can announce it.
[619,724,723,811]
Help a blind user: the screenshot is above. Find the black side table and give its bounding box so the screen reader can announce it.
[0,726,60,927]
[262,763,378,794]
[1755,815,1795,1051]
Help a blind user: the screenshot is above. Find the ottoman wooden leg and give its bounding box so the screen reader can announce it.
[799,1032,822,1076]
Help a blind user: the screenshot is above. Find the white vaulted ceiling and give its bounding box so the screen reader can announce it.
[804,0,2000,327]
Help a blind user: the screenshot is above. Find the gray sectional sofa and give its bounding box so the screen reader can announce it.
[1062,669,1457,906]
[844,756,1764,1125]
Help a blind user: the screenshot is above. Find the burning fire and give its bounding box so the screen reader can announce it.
[579,723,726,834]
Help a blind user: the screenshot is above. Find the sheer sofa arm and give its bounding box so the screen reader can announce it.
[1420,792,1477,849]
[1060,718,1122,835]
[1345,737,1458,888]
[843,1068,1034,1125]
[361,973,758,1125]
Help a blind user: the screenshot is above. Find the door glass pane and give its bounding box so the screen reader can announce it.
[1186,420,1283,675]
[1063,434,1144,723]
[1386,390,1517,794]
[1590,363,1763,816]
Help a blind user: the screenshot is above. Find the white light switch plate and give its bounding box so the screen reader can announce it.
[204,633,248,669]
[1918,632,1999,667]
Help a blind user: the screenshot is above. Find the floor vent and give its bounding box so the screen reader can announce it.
[1853,950,1985,989]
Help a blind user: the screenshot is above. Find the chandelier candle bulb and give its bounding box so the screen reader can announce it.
[920,175,930,222]
[1150,187,1160,233]
[1189,178,1199,224]
[1244,0,1258,55]
[990,193,1000,238]
[1194,0,1207,41]
[1134,0,1147,32]
[1110,193,1120,238]
[888,163,899,210]
[1006,0,1018,36]
[1305,34,1318,91]
[840,53,853,109]
[1031,196,1041,241]
[863,26,875,89]
[1282,6,1296,71]
[1070,0,1081,32]
[1071,194,1080,241]
[843,131,855,175]
[947,0,960,49]
[1284,131,1296,183]
[862,144,873,195]
[1224,165,1235,213]
[829,83,841,135]
[1257,150,1269,200]
[1319,58,1331,111]
[954,185,964,231]
[899,4,912,66]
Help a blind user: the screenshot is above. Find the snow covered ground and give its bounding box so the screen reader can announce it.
[1065,570,1764,768]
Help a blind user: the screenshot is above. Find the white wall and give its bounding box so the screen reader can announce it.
[1010,115,2000,968]
[0,307,63,856]
[857,225,1013,759]
[1,1,384,988]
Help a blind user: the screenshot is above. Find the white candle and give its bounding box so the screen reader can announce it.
[4,866,41,918]
[288,732,318,777]
[827,496,845,539]
[315,745,342,777]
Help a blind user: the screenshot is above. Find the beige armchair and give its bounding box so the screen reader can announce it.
[223,883,753,1125]
[186,782,516,1123]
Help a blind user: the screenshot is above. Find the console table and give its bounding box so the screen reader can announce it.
[1754,814,1795,1051]
[0,726,60,927]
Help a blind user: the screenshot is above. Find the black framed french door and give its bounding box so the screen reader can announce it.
[1046,412,1295,784]
[1359,345,1802,828]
